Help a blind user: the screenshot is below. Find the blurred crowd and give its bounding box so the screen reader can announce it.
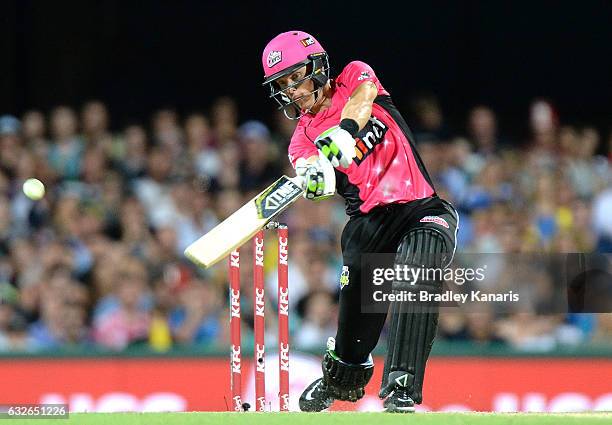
[0,96,611,354]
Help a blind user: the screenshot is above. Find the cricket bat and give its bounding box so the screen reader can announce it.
[184,162,335,268]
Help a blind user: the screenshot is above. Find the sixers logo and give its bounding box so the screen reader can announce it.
[267,50,282,68]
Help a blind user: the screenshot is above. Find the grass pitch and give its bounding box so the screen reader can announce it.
[9,411,611,425]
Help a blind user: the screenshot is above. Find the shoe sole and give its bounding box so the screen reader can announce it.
[385,403,416,413]
[298,400,333,412]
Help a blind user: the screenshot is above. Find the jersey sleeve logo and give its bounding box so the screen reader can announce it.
[267,50,282,68]
[353,116,388,164]
[357,71,371,81]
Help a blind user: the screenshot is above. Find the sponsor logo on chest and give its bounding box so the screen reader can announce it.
[353,116,388,164]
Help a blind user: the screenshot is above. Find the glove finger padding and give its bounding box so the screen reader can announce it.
[314,126,356,169]
[306,175,317,199]
[297,163,324,199]
[304,166,324,199]
[315,171,324,196]
[295,156,336,201]
[315,138,340,168]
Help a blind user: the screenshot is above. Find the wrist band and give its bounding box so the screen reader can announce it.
[339,118,359,137]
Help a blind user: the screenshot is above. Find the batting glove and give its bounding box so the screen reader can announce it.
[314,126,357,169]
[296,158,333,200]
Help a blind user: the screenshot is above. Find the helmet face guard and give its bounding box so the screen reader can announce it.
[263,52,330,120]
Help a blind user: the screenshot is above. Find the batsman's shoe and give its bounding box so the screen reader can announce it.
[380,371,416,413]
[299,377,334,412]
[299,337,375,412]
[383,387,415,413]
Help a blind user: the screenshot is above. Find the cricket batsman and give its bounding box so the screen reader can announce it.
[262,31,458,413]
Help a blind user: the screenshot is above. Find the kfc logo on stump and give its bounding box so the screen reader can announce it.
[255,288,265,317]
[278,287,289,316]
[230,289,240,318]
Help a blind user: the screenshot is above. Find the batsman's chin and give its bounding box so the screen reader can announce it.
[296,95,315,111]
[295,100,309,111]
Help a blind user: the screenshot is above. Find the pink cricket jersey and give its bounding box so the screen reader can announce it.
[288,61,436,215]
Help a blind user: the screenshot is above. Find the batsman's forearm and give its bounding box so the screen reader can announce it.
[341,101,372,130]
[341,81,378,131]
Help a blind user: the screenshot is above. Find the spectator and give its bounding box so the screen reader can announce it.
[81,100,113,153]
[467,106,504,156]
[566,127,608,199]
[186,113,220,180]
[28,294,70,350]
[0,115,23,179]
[133,146,178,227]
[152,109,183,152]
[463,158,513,212]
[411,95,450,144]
[272,109,297,153]
[294,290,337,350]
[0,198,13,248]
[118,125,149,180]
[238,120,281,191]
[48,106,83,181]
[21,110,49,156]
[173,184,218,255]
[592,188,612,252]
[211,96,238,143]
[118,197,153,259]
[438,310,468,341]
[464,309,505,345]
[527,99,559,172]
[169,280,222,346]
[93,258,152,350]
[214,142,241,191]
[0,282,22,350]
[592,314,612,344]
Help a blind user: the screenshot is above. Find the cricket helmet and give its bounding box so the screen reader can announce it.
[262,31,330,119]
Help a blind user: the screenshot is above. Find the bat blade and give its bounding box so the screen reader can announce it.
[184,175,303,269]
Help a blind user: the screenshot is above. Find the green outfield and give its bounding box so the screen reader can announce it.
[8,412,611,425]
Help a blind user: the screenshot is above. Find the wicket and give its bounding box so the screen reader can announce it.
[229,222,289,412]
